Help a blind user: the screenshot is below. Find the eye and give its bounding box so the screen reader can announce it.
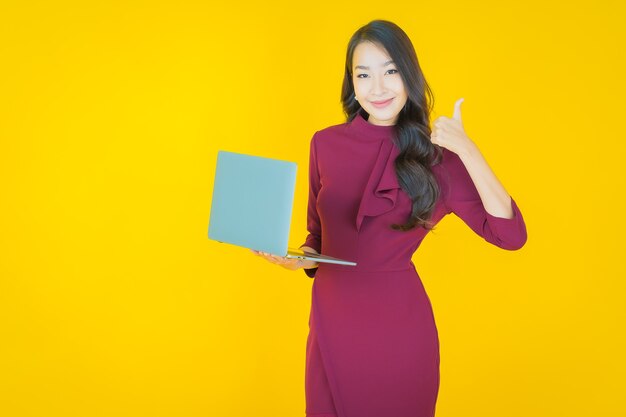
[355,69,398,78]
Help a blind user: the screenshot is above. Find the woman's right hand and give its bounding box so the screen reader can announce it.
[250,247,319,271]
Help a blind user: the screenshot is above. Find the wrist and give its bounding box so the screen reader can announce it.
[457,139,479,161]
[301,259,318,270]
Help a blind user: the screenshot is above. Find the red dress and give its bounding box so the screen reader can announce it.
[299,111,527,417]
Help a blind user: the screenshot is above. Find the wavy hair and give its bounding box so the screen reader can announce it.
[341,20,442,231]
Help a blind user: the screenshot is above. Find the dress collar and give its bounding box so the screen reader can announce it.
[350,110,396,140]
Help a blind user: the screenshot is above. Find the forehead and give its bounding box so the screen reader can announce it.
[353,41,392,67]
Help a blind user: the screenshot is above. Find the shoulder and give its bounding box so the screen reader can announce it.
[310,119,351,144]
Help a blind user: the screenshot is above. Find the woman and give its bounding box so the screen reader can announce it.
[252,19,527,417]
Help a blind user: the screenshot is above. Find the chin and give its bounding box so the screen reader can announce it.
[368,108,400,120]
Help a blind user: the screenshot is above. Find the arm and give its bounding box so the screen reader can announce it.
[440,147,527,250]
[299,133,322,277]
[432,98,527,250]
[457,142,514,219]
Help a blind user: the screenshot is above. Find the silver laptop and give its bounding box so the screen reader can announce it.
[207,150,356,266]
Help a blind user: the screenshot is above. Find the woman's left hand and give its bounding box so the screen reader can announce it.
[430,98,476,157]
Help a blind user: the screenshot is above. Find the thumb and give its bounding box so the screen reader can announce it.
[453,97,464,122]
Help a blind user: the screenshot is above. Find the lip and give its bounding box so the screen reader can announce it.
[371,98,394,108]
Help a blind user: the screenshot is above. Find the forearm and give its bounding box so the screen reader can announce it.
[457,142,514,219]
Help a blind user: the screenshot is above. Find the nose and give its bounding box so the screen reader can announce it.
[371,74,386,96]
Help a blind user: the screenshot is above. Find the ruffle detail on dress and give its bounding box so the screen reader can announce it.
[355,139,402,232]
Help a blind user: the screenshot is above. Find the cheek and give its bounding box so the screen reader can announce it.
[353,80,367,95]
[391,79,407,95]
[390,82,407,101]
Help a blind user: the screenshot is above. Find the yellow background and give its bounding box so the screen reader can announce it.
[1,1,624,416]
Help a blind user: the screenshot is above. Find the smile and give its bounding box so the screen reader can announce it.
[371,98,394,108]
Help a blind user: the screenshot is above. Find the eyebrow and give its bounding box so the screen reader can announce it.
[354,60,395,71]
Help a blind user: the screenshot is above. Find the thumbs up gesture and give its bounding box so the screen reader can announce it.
[430,98,475,156]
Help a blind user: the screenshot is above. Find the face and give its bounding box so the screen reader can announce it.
[352,41,408,126]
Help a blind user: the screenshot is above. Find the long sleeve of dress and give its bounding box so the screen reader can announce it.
[439,148,528,250]
[299,132,322,278]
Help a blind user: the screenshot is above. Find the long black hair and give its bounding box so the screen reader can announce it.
[341,20,441,231]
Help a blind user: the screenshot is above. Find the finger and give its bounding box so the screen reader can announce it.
[266,256,280,264]
[269,254,284,263]
[453,98,464,122]
[260,252,275,261]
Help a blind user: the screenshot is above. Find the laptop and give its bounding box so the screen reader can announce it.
[207,150,357,266]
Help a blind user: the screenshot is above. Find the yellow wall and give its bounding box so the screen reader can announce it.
[1,1,624,416]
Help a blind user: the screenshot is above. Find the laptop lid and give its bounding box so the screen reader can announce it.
[208,150,296,255]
